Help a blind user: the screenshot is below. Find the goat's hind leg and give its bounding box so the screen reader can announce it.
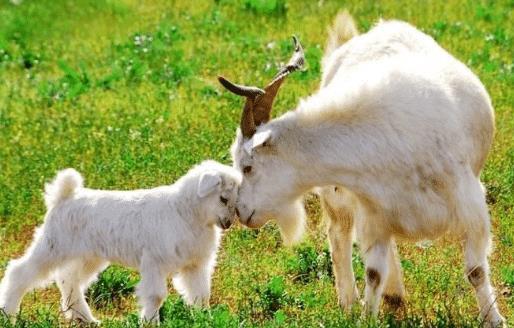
[464,231,505,327]
[460,180,505,327]
[55,257,107,323]
[382,239,406,312]
[320,186,359,311]
[361,239,390,316]
[0,231,58,316]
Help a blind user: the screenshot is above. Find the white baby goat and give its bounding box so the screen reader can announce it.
[0,160,241,323]
[218,12,505,327]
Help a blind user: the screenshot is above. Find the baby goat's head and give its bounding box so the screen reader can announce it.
[218,37,306,245]
[195,161,242,230]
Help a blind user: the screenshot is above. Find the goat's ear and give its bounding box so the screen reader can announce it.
[244,130,272,154]
[197,171,222,198]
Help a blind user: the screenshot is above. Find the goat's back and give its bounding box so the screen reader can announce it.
[319,20,493,176]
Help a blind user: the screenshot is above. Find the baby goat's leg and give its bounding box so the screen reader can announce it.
[0,232,57,316]
[173,259,213,307]
[137,259,168,323]
[55,258,107,323]
[382,240,405,311]
[320,188,358,311]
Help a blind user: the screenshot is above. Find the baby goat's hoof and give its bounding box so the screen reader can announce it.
[71,315,101,326]
[140,316,160,327]
[0,309,16,324]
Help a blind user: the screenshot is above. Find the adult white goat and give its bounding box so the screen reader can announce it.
[218,12,505,327]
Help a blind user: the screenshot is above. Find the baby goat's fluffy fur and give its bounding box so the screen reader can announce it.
[0,161,241,323]
[231,13,505,327]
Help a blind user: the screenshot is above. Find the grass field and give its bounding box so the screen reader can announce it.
[0,0,512,326]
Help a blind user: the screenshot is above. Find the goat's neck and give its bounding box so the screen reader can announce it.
[170,176,206,224]
[271,111,368,194]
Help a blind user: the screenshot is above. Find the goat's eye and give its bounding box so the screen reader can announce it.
[220,196,228,205]
[243,166,252,174]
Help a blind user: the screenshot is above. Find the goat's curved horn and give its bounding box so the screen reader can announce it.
[218,76,265,98]
[253,35,305,126]
[240,98,257,138]
[218,76,262,138]
[271,35,305,82]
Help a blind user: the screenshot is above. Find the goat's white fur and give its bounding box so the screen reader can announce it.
[231,13,505,326]
[0,161,241,323]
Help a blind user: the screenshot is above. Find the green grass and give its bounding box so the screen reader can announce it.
[0,0,512,326]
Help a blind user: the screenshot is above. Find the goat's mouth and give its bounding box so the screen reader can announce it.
[217,217,232,230]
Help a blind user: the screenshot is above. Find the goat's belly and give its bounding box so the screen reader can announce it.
[384,200,452,241]
[386,217,450,241]
[380,180,461,241]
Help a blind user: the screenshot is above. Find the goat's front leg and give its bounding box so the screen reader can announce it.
[173,259,212,307]
[321,190,359,311]
[137,257,168,324]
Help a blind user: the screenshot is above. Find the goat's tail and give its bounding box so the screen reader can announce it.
[324,10,358,58]
[44,168,83,209]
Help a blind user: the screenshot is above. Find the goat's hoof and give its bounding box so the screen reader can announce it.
[382,294,405,312]
[90,319,101,326]
[337,289,359,311]
[484,315,506,328]
[71,315,101,326]
[338,297,352,312]
[0,309,16,324]
[140,317,160,327]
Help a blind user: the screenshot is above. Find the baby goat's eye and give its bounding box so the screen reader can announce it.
[243,166,252,174]
[220,196,228,205]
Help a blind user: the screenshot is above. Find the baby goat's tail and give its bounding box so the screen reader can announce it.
[44,168,83,209]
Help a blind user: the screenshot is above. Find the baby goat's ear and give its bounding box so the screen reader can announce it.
[197,171,222,198]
